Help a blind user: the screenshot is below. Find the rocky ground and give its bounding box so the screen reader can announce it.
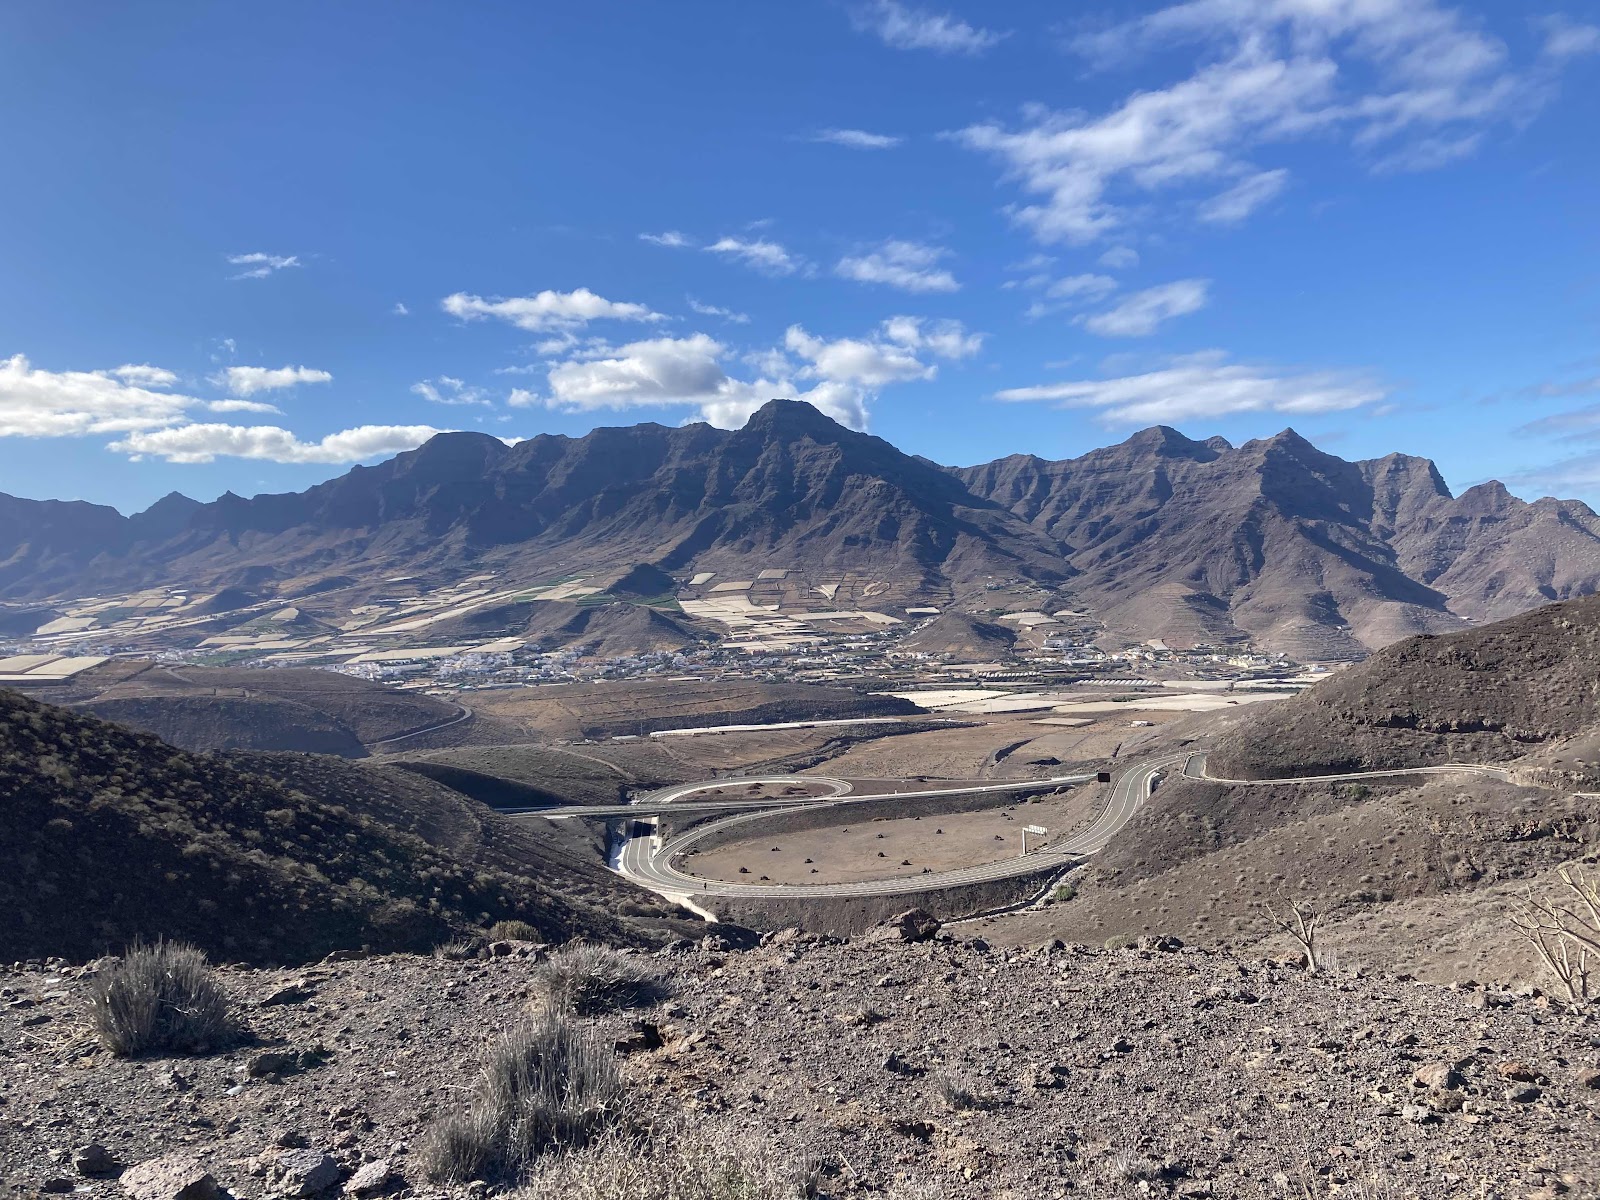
[4,929,1599,1199]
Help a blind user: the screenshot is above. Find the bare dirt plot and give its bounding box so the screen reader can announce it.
[682,787,1101,885]
[689,780,840,802]
[812,713,1183,780]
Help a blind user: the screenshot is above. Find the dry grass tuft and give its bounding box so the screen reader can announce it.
[530,943,667,1015]
[513,1120,818,1199]
[421,1008,627,1182]
[88,941,236,1057]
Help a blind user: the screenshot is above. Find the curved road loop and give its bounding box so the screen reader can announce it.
[601,752,1516,907]
[618,755,1186,902]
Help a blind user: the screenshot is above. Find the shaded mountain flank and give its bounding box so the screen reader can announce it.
[35,660,461,756]
[426,597,710,657]
[7,401,1600,657]
[900,611,1019,660]
[1210,593,1600,783]
[0,687,676,964]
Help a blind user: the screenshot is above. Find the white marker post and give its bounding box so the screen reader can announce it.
[1021,824,1048,855]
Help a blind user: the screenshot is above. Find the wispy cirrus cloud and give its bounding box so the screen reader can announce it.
[639,230,692,248]
[705,236,809,276]
[441,288,665,332]
[995,350,1385,424]
[1080,279,1210,336]
[688,297,751,324]
[212,365,333,396]
[411,376,491,406]
[206,399,282,415]
[810,128,904,150]
[851,0,1004,55]
[226,252,300,280]
[958,0,1580,243]
[835,240,959,293]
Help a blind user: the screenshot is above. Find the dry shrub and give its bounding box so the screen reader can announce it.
[530,943,667,1015]
[488,919,543,943]
[89,941,235,1057]
[514,1120,817,1200]
[421,1008,627,1182]
[936,1073,997,1112]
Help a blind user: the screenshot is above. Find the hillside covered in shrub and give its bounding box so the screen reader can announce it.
[0,687,666,963]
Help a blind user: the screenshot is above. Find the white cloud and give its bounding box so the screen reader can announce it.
[411,376,491,406]
[441,288,665,333]
[1022,273,1121,319]
[206,399,282,415]
[811,128,904,149]
[1098,246,1140,270]
[705,236,806,276]
[507,388,539,408]
[213,365,333,396]
[851,0,1003,54]
[545,334,733,411]
[393,302,410,316]
[1197,167,1290,223]
[835,240,960,293]
[525,316,982,431]
[1539,16,1600,60]
[109,423,447,465]
[640,230,692,248]
[227,252,300,280]
[1080,279,1211,336]
[688,297,751,324]
[878,315,985,360]
[995,350,1384,423]
[111,364,178,389]
[785,327,933,388]
[0,354,195,438]
[961,1,1564,243]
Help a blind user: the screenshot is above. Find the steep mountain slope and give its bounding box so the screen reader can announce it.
[1210,593,1600,780]
[957,426,1600,657]
[0,400,1068,606]
[427,598,709,656]
[900,611,1018,659]
[0,687,667,963]
[36,661,461,756]
[8,402,1600,658]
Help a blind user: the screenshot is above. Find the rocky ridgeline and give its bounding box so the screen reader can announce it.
[3,922,1598,1198]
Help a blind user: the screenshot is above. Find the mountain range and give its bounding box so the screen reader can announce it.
[5,399,1600,658]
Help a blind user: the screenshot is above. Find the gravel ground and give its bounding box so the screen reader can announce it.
[3,931,1598,1199]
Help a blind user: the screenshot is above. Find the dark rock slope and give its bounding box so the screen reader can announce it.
[1210,593,1600,779]
[0,687,665,963]
[8,401,1600,657]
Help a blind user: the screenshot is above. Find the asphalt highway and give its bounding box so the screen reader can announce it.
[511,773,1084,820]
[616,754,1188,902]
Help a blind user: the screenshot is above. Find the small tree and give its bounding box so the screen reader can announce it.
[1508,864,1600,1010]
[1263,896,1324,973]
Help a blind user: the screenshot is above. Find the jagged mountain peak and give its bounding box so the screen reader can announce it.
[1116,424,1221,461]
[5,416,1600,660]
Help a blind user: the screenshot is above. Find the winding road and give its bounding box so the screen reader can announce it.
[613,755,1186,902]
[585,750,1518,908]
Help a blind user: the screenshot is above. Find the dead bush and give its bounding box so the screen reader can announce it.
[514,1120,817,1199]
[421,1008,626,1183]
[88,941,236,1057]
[530,943,667,1015]
[488,919,543,943]
[936,1073,997,1112]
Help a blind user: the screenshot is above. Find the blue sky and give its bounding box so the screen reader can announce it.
[2,0,1598,513]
